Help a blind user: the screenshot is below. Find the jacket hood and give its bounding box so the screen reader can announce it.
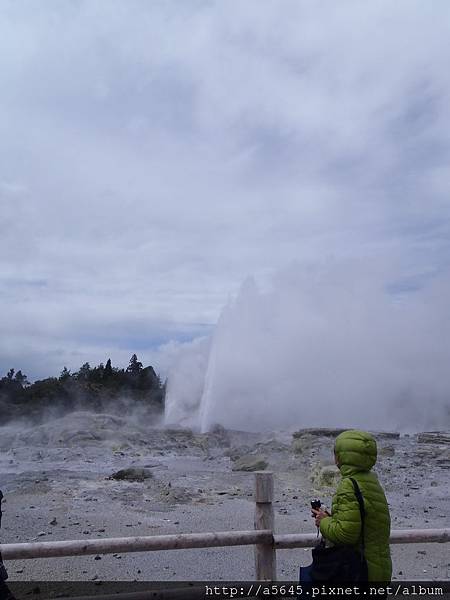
[334,429,377,476]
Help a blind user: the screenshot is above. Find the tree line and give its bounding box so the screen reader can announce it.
[0,354,165,424]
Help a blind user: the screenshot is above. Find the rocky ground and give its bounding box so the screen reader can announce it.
[0,412,449,584]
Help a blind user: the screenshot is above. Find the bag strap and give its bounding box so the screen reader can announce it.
[349,478,365,559]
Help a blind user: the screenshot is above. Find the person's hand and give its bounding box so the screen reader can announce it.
[311,508,330,527]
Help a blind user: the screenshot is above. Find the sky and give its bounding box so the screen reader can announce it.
[1,1,450,396]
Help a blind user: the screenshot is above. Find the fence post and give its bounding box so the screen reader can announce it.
[254,471,276,581]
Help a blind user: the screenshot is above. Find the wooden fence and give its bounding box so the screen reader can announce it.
[1,472,449,582]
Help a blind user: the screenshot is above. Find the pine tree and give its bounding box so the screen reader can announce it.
[60,367,71,380]
[14,370,29,387]
[126,354,143,376]
[78,363,91,380]
[104,358,113,377]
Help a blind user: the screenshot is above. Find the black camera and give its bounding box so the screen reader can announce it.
[311,499,321,511]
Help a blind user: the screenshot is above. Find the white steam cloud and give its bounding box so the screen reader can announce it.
[164,261,450,433]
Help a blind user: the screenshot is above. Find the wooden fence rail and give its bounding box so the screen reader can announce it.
[1,472,449,581]
[0,530,272,560]
[275,528,450,549]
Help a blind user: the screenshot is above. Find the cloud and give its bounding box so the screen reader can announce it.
[0,1,449,389]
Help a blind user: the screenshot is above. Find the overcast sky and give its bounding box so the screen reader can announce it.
[1,1,450,382]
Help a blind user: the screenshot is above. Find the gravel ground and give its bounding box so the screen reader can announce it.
[0,413,448,583]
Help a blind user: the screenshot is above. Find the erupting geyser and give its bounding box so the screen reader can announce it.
[165,262,450,433]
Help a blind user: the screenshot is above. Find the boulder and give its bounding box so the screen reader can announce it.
[109,468,153,482]
[293,428,346,439]
[231,455,268,472]
[417,433,450,445]
[371,432,400,440]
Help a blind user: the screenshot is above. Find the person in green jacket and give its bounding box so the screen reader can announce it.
[312,429,392,582]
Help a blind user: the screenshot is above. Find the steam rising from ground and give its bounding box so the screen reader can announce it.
[165,262,450,432]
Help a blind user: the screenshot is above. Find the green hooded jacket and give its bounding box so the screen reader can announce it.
[319,430,392,582]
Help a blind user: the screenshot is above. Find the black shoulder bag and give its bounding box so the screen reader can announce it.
[310,478,369,583]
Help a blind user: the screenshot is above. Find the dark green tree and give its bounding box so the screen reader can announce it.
[126,354,143,376]
[77,362,91,380]
[104,358,113,378]
[14,370,29,387]
[0,355,165,425]
[59,367,71,381]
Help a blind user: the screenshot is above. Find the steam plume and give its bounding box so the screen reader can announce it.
[165,261,450,432]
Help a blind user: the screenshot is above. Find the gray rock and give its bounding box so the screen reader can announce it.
[231,455,268,472]
[109,467,154,482]
[417,432,450,445]
[293,428,347,439]
[371,432,400,440]
[436,449,450,468]
[292,428,400,441]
